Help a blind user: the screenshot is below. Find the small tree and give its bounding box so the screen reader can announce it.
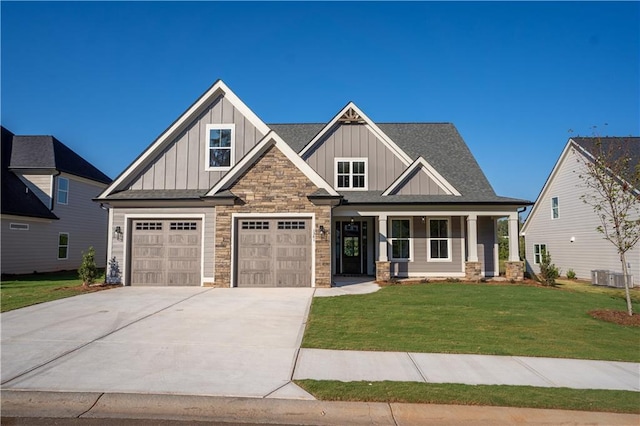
[78,246,98,288]
[575,136,640,316]
[539,249,559,286]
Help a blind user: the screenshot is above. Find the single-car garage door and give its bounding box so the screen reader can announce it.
[236,218,311,287]
[130,220,201,286]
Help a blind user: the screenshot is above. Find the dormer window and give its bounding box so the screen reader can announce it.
[206,124,235,170]
[335,158,367,190]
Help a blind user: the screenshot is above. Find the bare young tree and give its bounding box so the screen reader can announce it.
[574,136,640,316]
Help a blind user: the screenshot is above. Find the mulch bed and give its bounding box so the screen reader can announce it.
[588,309,640,327]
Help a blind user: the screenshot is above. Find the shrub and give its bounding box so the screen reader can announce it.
[539,250,559,286]
[567,269,577,280]
[78,246,98,287]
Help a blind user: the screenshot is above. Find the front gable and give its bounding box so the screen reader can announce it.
[383,157,460,196]
[98,80,270,199]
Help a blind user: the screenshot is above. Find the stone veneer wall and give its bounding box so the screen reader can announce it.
[465,261,482,281]
[214,145,332,288]
[505,261,524,281]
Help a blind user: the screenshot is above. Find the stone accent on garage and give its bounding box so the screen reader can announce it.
[214,145,332,288]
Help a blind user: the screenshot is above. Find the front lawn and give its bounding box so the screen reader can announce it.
[302,283,640,362]
[0,270,110,312]
[295,380,640,414]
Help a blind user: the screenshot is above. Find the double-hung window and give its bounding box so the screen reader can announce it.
[533,243,547,264]
[428,218,451,261]
[58,233,69,260]
[551,197,559,219]
[389,218,411,261]
[335,158,367,190]
[206,124,235,170]
[57,177,69,205]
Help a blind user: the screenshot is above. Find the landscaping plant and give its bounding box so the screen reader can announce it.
[78,246,98,287]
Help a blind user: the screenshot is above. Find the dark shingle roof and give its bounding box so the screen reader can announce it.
[269,122,528,204]
[10,135,112,184]
[105,189,206,200]
[571,137,640,185]
[1,127,58,219]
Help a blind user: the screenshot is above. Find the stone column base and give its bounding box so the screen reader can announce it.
[376,261,391,282]
[505,261,524,281]
[465,261,482,281]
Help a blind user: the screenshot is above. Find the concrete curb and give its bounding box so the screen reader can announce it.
[2,390,638,425]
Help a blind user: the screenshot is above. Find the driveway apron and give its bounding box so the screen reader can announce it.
[1,287,314,397]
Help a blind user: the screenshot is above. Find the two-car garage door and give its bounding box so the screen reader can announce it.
[236,218,311,287]
[130,220,201,286]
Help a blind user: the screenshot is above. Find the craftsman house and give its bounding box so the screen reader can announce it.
[521,137,639,282]
[1,126,112,274]
[96,80,530,287]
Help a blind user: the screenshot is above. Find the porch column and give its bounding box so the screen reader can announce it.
[376,215,390,281]
[508,212,520,262]
[466,214,478,262]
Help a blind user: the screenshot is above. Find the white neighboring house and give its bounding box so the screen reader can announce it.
[521,137,640,282]
[1,126,112,275]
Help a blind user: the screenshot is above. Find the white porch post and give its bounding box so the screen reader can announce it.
[378,215,388,261]
[508,212,520,262]
[466,214,478,262]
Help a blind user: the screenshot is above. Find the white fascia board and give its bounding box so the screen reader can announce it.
[299,102,412,166]
[521,139,574,233]
[97,80,269,199]
[382,157,460,196]
[206,131,339,197]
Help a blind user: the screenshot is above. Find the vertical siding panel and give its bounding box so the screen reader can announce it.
[164,142,177,190]
[175,131,188,189]
[153,150,166,189]
[187,125,200,189]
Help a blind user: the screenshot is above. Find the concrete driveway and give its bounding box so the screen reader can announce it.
[1,287,314,398]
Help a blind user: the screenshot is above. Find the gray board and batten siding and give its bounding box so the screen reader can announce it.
[392,167,449,196]
[299,123,407,191]
[127,95,266,192]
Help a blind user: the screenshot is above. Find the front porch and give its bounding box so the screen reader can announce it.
[330,208,524,282]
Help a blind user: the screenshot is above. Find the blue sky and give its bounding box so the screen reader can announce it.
[2,1,638,205]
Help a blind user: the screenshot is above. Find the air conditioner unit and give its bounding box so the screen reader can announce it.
[608,273,634,289]
[591,270,609,286]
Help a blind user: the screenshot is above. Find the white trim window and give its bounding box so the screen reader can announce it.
[389,218,411,261]
[58,232,69,260]
[335,158,367,190]
[57,177,69,205]
[533,243,547,264]
[551,197,559,219]
[206,124,235,170]
[428,218,451,261]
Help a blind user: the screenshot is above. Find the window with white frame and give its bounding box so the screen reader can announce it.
[57,177,69,205]
[551,197,559,219]
[335,158,367,190]
[58,233,69,260]
[206,124,235,170]
[428,218,451,261]
[533,243,547,264]
[389,218,411,260]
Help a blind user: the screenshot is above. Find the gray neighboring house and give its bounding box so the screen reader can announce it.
[1,126,112,275]
[96,80,531,288]
[521,137,640,281]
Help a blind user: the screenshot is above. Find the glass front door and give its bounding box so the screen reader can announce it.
[337,220,367,274]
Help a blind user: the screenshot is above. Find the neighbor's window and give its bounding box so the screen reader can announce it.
[335,158,367,190]
[389,218,411,260]
[57,177,69,205]
[206,124,235,170]
[58,233,69,260]
[551,197,559,219]
[533,243,547,264]
[428,218,451,261]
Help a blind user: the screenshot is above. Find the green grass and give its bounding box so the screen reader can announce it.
[1,270,107,313]
[302,283,640,362]
[296,380,640,414]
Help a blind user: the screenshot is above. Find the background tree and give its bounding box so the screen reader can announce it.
[575,136,640,316]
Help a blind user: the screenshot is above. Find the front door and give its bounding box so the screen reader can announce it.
[340,220,366,274]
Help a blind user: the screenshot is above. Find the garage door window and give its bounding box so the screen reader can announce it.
[136,222,163,230]
[241,221,269,230]
[277,221,306,230]
[170,222,197,230]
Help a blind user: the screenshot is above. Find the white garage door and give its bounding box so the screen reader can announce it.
[130,220,201,286]
[236,218,312,287]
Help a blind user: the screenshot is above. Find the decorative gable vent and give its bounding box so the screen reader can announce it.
[338,108,365,124]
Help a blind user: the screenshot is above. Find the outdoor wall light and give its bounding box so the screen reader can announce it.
[570,236,575,243]
[319,225,326,235]
[114,226,123,241]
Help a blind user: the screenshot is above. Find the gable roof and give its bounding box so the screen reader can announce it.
[9,135,111,184]
[382,156,461,196]
[97,80,270,200]
[1,127,58,220]
[206,131,339,197]
[522,136,640,233]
